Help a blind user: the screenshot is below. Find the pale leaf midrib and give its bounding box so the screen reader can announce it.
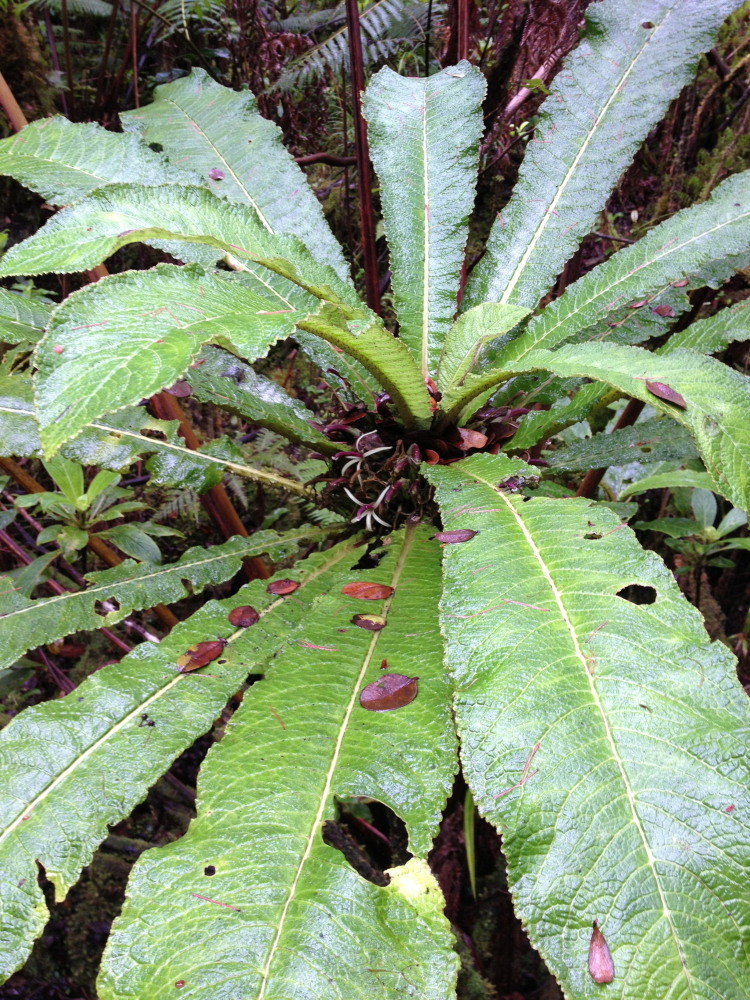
[421,88,430,380]
[470,470,695,997]
[0,543,354,851]
[162,96,275,233]
[498,8,669,306]
[0,402,311,494]
[254,524,416,1000]
[509,204,750,365]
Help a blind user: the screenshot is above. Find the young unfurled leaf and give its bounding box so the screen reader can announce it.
[341,581,395,600]
[176,638,228,672]
[433,529,478,544]
[351,613,388,631]
[359,673,419,711]
[645,380,687,408]
[588,921,615,984]
[266,578,300,595]
[227,605,260,628]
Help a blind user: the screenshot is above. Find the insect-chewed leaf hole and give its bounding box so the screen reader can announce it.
[584,532,602,540]
[616,584,657,605]
[322,798,411,885]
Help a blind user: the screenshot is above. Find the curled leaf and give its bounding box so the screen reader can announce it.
[645,380,687,408]
[433,529,478,544]
[341,582,395,601]
[351,613,388,632]
[177,639,228,673]
[588,921,615,984]
[266,579,300,596]
[359,674,419,712]
[228,605,260,628]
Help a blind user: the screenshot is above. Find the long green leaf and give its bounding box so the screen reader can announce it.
[0,536,362,982]
[0,290,50,345]
[436,302,530,395]
[482,168,750,371]
[363,62,485,378]
[0,116,187,206]
[663,298,750,354]
[99,525,458,1000]
[544,417,697,471]
[446,342,750,510]
[190,346,336,453]
[426,453,750,1000]
[121,69,350,283]
[33,263,303,455]
[0,376,315,495]
[0,530,315,670]
[463,0,742,310]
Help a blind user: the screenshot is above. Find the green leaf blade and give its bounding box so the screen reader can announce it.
[0,536,360,983]
[121,68,350,283]
[0,289,50,345]
[98,526,458,1000]
[34,264,301,454]
[463,0,742,310]
[426,453,750,1000]
[364,62,485,377]
[0,117,185,206]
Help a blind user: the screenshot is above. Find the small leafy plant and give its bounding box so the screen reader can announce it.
[0,2,749,998]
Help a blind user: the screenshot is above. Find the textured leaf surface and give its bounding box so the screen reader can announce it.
[189,346,337,453]
[0,116,185,206]
[0,537,360,982]
[99,526,458,1000]
[121,68,349,282]
[33,263,303,454]
[485,168,750,370]
[363,62,485,377]
[426,453,750,1000]
[544,417,698,471]
[437,302,530,395]
[0,290,50,345]
[0,532,306,670]
[663,299,750,354]
[0,376,312,495]
[463,0,741,310]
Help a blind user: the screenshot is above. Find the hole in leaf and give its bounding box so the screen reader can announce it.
[322,820,391,886]
[148,141,164,152]
[616,584,657,605]
[204,865,216,876]
[584,532,602,540]
[641,20,654,28]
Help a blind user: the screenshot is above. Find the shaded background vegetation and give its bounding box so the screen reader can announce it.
[1,1,749,997]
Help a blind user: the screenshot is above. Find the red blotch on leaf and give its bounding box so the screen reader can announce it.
[433,529,478,544]
[629,300,647,309]
[165,380,193,397]
[645,381,686,408]
[266,578,300,596]
[53,344,64,354]
[228,605,260,628]
[588,922,615,984]
[725,804,735,813]
[351,613,387,631]
[341,581,394,600]
[359,673,418,711]
[208,167,225,180]
[672,278,689,288]
[651,304,675,317]
[177,639,228,673]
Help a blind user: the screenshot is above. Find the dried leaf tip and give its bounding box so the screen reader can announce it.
[588,921,614,984]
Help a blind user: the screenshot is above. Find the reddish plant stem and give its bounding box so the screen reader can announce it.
[456,0,470,62]
[93,0,121,116]
[149,394,270,581]
[575,399,646,499]
[345,0,381,315]
[0,70,28,131]
[60,0,77,120]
